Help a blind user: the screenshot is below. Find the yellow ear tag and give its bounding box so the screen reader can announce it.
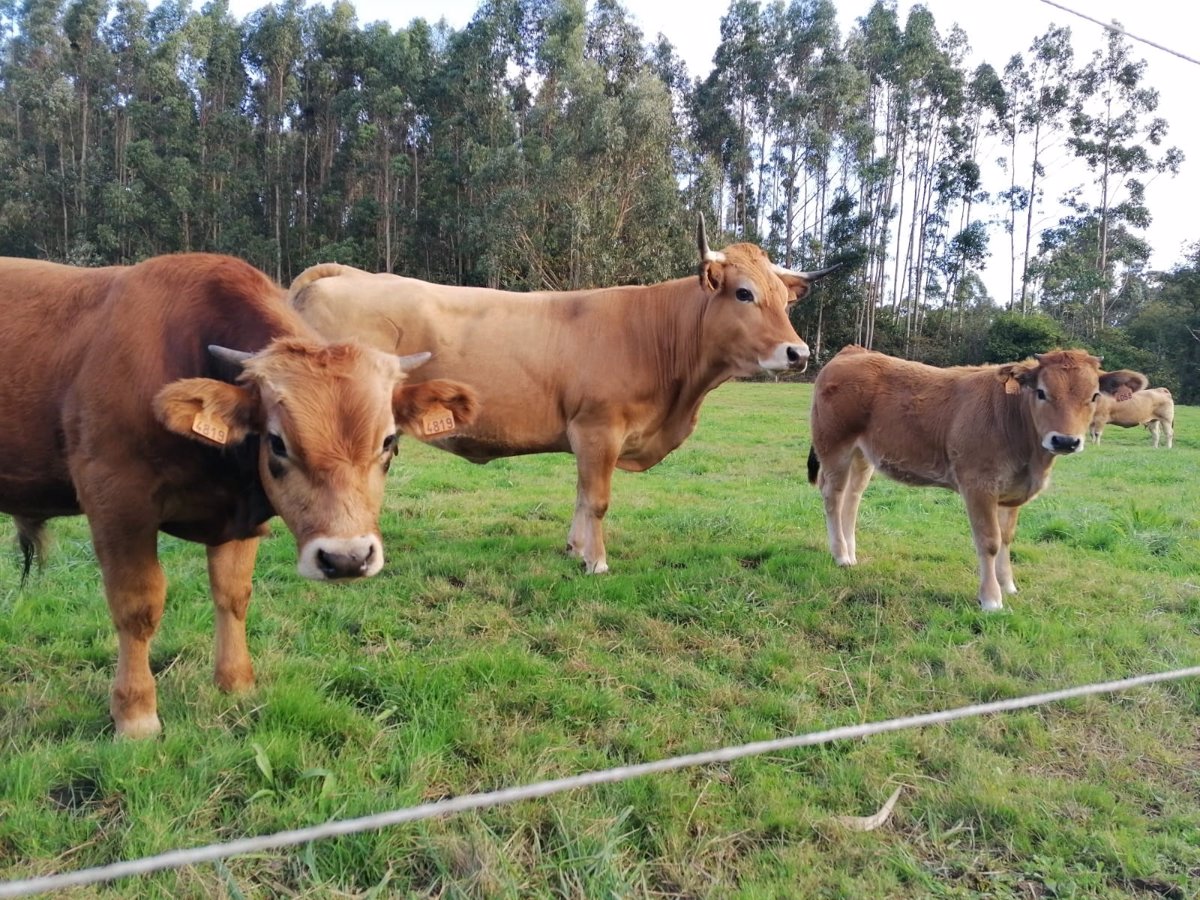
[192,409,230,445]
[421,404,456,437]
[1004,377,1020,395]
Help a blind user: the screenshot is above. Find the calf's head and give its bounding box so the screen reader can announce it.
[696,215,837,375]
[997,350,1147,455]
[154,338,478,580]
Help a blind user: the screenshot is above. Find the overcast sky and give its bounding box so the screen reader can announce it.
[227,0,1200,296]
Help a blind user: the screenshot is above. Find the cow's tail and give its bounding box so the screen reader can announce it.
[807,445,820,484]
[287,263,357,304]
[14,517,48,585]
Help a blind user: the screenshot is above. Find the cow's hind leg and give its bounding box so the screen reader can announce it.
[996,505,1021,596]
[840,452,874,566]
[817,445,863,567]
[566,425,620,574]
[1163,417,1174,449]
[1148,420,1160,447]
[964,491,1004,611]
[208,538,260,693]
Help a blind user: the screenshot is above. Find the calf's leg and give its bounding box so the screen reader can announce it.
[995,505,1021,596]
[964,491,1005,611]
[566,425,620,574]
[817,446,858,567]
[208,538,259,693]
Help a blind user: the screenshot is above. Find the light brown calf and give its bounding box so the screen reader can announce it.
[808,347,1147,610]
[291,218,837,574]
[0,254,478,737]
[1089,387,1174,448]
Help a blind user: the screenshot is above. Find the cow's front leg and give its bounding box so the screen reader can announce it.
[208,538,260,693]
[964,492,1004,611]
[90,526,167,738]
[996,505,1021,596]
[567,425,619,574]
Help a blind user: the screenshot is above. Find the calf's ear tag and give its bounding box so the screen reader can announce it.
[192,409,230,445]
[421,404,456,437]
[1004,377,1020,395]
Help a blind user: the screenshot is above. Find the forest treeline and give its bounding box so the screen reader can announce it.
[1,0,1198,399]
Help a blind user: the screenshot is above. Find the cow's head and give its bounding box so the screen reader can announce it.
[997,349,1147,455]
[154,338,479,580]
[696,215,838,376]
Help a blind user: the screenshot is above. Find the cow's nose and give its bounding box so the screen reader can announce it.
[316,543,376,579]
[1050,434,1082,454]
[786,345,809,366]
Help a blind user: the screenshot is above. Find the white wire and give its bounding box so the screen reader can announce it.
[2,664,1197,898]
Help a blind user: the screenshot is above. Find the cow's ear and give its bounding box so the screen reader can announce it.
[154,378,259,447]
[996,360,1038,393]
[774,273,809,305]
[698,258,724,293]
[393,379,481,440]
[1099,369,1148,396]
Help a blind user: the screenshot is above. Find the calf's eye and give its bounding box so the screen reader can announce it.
[267,433,287,458]
[735,288,754,302]
[1036,388,1047,401]
[382,433,397,454]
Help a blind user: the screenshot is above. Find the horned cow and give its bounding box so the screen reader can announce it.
[290,217,838,574]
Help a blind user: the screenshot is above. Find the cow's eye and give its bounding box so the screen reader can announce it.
[735,288,754,302]
[1036,388,1047,401]
[381,433,397,454]
[267,433,288,458]
[1091,392,1101,403]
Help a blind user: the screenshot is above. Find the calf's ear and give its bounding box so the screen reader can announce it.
[154,378,260,447]
[996,359,1038,392]
[394,379,481,440]
[1098,369,1148,396]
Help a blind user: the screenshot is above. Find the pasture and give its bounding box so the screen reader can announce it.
[1,381,1198,898]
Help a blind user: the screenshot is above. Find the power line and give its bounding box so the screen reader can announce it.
[1039,0,1200,67]
[1,664,1198,898]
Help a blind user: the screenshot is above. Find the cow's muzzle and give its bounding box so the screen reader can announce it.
[1044,433,1084,455]
[298,535,385,580]
[761,342,810,372]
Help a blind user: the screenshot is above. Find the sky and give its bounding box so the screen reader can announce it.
[227,0,1200,297]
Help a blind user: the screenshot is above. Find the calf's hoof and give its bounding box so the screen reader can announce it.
[115,712,163,740]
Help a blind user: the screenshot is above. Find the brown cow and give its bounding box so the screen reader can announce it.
[0,254,478,737]
[1089,387,1174,448]
[290,218,837,573]
[807,347,1147,611]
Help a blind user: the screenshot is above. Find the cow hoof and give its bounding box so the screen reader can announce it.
[1003,583,1019,595]
[834,556,855,567]
[215,669,255,694]
[978,597,1004,612]
[586,560,609,575]
[115,713,163,740]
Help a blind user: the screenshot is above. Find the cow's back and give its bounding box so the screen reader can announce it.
[813,349,1015,489]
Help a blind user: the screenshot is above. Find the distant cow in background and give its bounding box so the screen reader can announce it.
[808,347,1147,611]
[290,217,838,574]
[1090,387,1174,448]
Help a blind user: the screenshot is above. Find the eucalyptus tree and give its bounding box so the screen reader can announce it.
[244,0,304,281]
[1064,26,1182,333]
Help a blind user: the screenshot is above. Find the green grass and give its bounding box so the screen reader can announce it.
[2,382,1199,898]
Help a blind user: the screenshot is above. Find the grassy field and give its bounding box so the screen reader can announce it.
[1,381,1198,899]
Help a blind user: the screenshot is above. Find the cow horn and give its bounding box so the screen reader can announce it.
[396,351,433,373]
[208,345,255,369]
[697,213,725,263]
[773,262,843,282]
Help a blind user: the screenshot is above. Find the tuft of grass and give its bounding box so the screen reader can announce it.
[1,383,1198,898]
